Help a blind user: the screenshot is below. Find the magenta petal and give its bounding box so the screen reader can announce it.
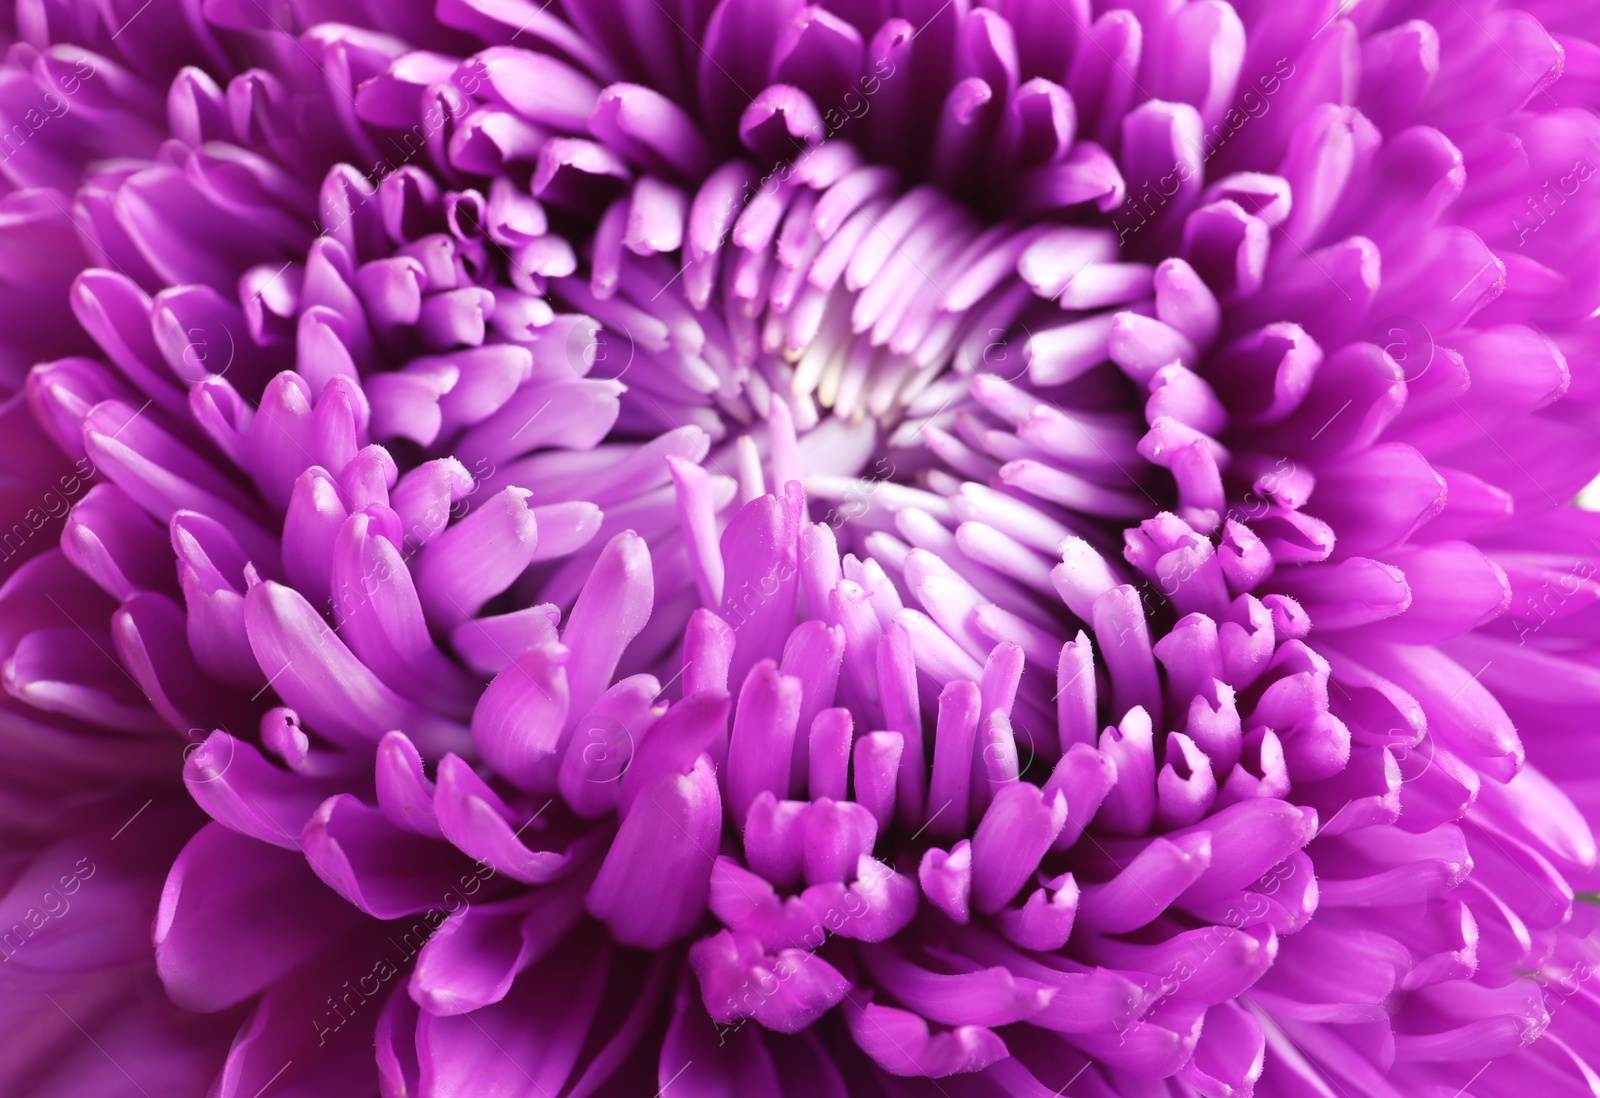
[1175,799,1320,908]
[586,756,721,948]
[416,936,611,1096]
[1269,556,1412,630]
[744,793,809,889]
[799,856,918,942]
[779,618,845,790]
[970,782,1068,915]
[0,813,181,979]
[156,821,362,1011]
[375,730,443,838]
[707,855,823,952]
[409,876,588,1016]
[1077,833,1214,935]
[589,83,713,180]
[85,398,279,568]
[1072,996,1206,1078]
[62,483,173,600]
[926,678,981,840]
[801,797,878,886]
[68,269,184,417]
[859,945,1055,1027]
[657,984,783,1095]
[432,754,574,883]
[475,46,600,130]
[919,840,973,924]
[206,937,394,1098]
[562,529,655,727]
[5,624,164,732]
[281,465,347,610]
[1085,923,1277,1007]
[995,872,1079,952]
[720,486,802,690]
[1092,585,1163,723]
[807,706,853,803]
[331,509,480,717]
[1095,705,1156,835]
[302,794,484,919]
[416,486,542,627]
[852,730,903,833]
[1369,642,1524,781]
[618,690,731,818]
[470,642,571,794]
[112,590,237,733]
[877,618,925,825]
[1377,541,1511,644]
[844,998,1008,1078]
[184,730,342,849]
[390,456,473,549]
[375,985,422,1098]
[689,928,850,1032]
[559,673,660,818]
[450,603,561,676]
[726,659,802,823]
[367,362,455,447]
[244,577,469,756]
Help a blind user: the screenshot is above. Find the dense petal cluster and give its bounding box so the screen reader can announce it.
[1,1,1600,1096]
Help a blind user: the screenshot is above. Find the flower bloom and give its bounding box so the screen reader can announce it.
[1,1,1599,1096]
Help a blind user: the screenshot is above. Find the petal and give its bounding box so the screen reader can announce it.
[331,509,479,716]
[409,877,588,1016]
[970,783,1068,914]
[858,946,1055,1027]
[244,577,469,756]
[184,730,343,850]
[586,757,721,948]
[156,821,361,1011]
[376,730,443,838]
[1077,833,1214,935]
[844,998,1008,1078]
[302,794,484,919]
[562,530,654,730]
[416,486,541,627]
[470,642,571,794]
[726,660,802,823]
[433,754,574,883]
[416,935,612,1096]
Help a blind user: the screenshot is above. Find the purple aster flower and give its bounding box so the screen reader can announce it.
[2,0,1600,1096]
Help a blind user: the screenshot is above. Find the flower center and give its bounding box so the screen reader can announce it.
[541,138,1166,585]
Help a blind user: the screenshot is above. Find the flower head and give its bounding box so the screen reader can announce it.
[1,1,1600,1096]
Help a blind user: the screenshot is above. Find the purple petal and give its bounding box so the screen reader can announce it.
[586,756,721,948]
